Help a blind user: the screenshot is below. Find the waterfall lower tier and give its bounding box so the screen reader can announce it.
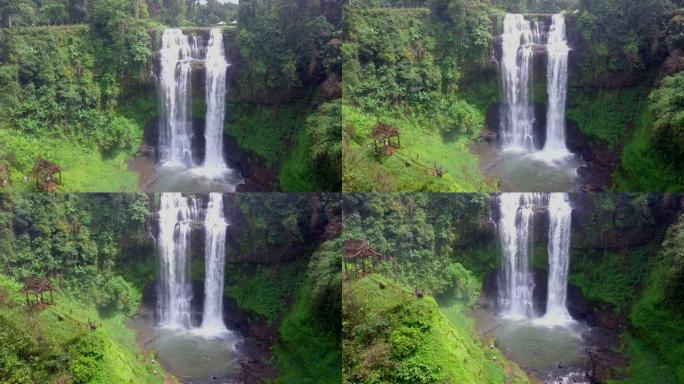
[498,193,544,319]
[538,14,572,161]
[157,193,197,329]
[535,193,574,326]
[500,14,539,152]
[200,28,230,177]
[159,29,195,168]
[196,193,231,337]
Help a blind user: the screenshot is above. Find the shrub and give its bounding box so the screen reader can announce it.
[95,276,140,317]
[67,333,105,384]
[389,325,423,359]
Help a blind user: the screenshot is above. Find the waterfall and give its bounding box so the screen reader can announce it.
[197,193,230,337]
[157,193,197,329]
[498,193,576,326]
[498,193,543,319]
[500,14,539,152]
[159,29,195,167]
[540,14,571,160]
[536,193,574,326]
[201,28,230,175]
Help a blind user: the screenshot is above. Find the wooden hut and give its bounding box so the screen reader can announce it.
[343,239,384,277]
[21,277,54,309]
[30,158,62,192]
[370,123,401,156]
[0,164,10,187]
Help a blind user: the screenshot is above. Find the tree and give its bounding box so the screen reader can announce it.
[0,0,32,27]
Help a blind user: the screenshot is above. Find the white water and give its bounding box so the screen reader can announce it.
[159,29,195,168]
[498,193,543,319]
[538,14,572,161]
[196,193,231,337]
[157,193,198,329]
[199,28,230,177]
[500,14,540,152]
[535,193,574,326]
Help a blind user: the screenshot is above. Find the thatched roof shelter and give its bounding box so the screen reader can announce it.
[30,158,62,192]
[343,239,383,260]
[370,123,401,155]
[370,123,400,140]
[21,277,55,308]
[0,164,10,187]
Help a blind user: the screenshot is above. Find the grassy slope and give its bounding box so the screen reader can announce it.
[343,106,491,192]
[0,128,139,192]
[0,275,175,384]
[343,275,529,384]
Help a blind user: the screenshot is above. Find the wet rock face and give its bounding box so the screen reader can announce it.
[488,102,591,154]
[143,117,207,164]
[487,103,547,149]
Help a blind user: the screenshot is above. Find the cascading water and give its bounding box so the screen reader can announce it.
[201,28,230,175]
[159,29,195,167]
[539,14,571,160]
[497,192,575,325]
[536,193,574,326]
[498,193,543,319]
[500,14,540,152]
[157,193,197,329]
[196,193,231,337]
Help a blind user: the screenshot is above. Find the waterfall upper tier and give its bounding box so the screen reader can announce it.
[154,28,241,191]
[499,13,575,164]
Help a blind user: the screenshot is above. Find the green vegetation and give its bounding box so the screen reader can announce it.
[0,193,342,383]
[343,6,494,192]
[0,276,173,384]
[222,198,342,383]
[0,194,173,384]
[228,0,341,191]
[0,0,341,192]
[343,275,529,384]
[342,193,529,383]
[564,198,684,382]
[226,100,341,192]
[343,193,684,383]
[343,0,684,191]
[624,214,684,383]
[272,239,342,384]
[0,24,149,191]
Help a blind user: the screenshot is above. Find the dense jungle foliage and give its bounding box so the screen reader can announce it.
[0,193,342,383]
[0,0,341,192]
[343,0,684,191]
[342,193,684,383]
